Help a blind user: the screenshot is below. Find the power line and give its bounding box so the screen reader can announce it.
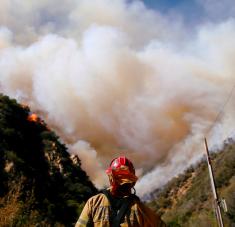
[206,83,235,136]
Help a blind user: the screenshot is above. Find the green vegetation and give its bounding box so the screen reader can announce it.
[148,139,235,227]
[0,94,98,226]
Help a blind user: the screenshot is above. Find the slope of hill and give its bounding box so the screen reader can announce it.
[148,139,235,226]
[0,94,98,226]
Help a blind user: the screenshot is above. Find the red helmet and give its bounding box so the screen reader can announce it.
[106,156,138,189]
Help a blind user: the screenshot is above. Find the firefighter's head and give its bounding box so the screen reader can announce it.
[106,156,138,196]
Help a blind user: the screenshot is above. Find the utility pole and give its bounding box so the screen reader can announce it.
[204,137,224,227]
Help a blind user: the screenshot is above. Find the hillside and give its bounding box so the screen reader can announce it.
[0,94,98,226]
[148,139,235,226]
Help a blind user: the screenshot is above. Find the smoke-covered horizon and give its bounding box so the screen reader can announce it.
[0,0,235,196]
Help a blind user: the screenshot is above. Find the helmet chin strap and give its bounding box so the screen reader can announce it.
[110,182,134,197]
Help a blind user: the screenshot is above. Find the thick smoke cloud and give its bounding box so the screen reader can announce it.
[0,0,235,196]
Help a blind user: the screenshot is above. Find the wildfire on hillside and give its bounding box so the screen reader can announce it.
[28,113,39,122]
[1,0,235,195]
[27,113,51,131]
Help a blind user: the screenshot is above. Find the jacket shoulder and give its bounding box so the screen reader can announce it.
[87,193,109,206]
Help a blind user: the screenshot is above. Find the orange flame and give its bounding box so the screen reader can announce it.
[27,113,50,130]
[28,113,38,122]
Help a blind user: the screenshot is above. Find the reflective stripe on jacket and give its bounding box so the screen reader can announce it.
[75,193,166,227]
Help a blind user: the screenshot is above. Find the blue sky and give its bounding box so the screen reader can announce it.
[142,0,235,24]
[143,0,200,12]
[142,0,205,23]
[143,0,191,10]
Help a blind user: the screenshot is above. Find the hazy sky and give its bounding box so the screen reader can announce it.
[0,0,235,196]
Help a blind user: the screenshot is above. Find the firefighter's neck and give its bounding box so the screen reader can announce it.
[110,184,132,197]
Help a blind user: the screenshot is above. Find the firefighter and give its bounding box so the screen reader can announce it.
[75,156,166,227]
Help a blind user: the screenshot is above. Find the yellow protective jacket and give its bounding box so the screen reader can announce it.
[75,192,166,227]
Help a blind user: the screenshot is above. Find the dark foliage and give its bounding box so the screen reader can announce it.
[0,94,98,226]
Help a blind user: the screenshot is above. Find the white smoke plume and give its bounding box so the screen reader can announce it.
[0,0,235,196]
